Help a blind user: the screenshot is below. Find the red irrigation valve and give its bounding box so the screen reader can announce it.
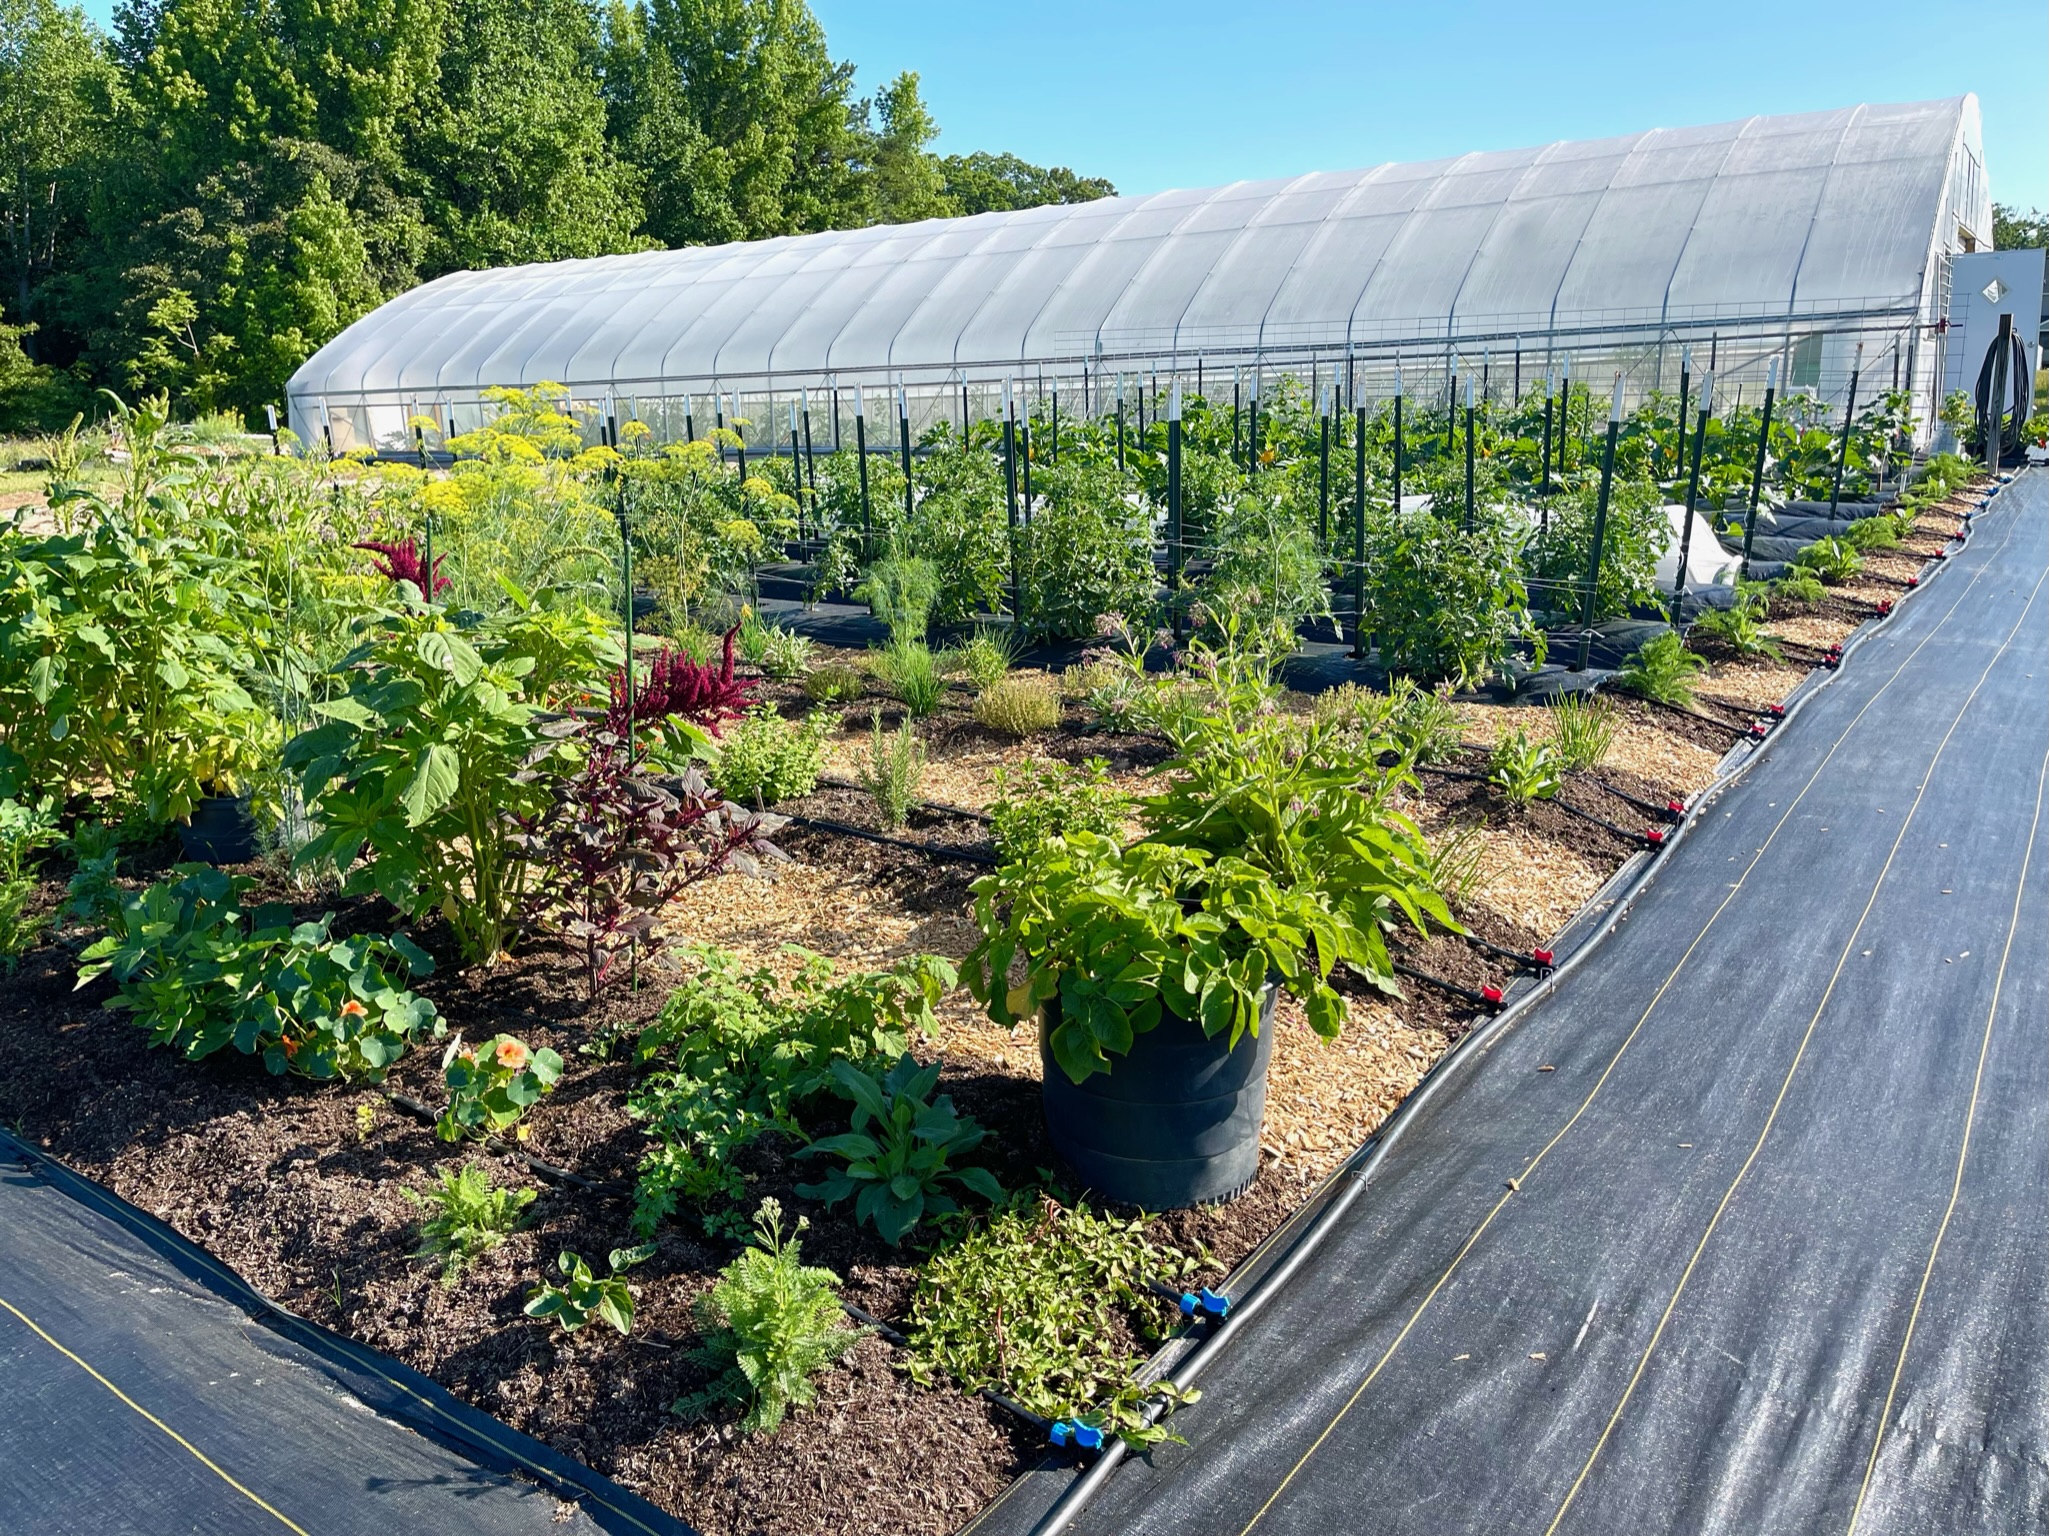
[1643,828,1667,848]
[1932,548,1947,561]
[1481,984,1505,1006]
[1529,948,1555,967]
[1749,720,1770,738]
[1768,703,1787,717]
[1906,575,1920,588]
[1664,798,1687,820]
[1876,599,1893,615]
[1954,525,1969,540]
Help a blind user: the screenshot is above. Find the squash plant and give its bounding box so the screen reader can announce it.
[283,582,616,963]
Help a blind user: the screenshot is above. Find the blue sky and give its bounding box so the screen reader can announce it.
[71,0,2045,217]
[814,0,2046,217]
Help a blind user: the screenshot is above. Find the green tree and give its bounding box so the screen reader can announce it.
[1993,203,2047,251]
[938,151,1115,216]
[864,70,947,225]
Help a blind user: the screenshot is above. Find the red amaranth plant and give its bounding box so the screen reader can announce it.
[355,538,450,597]
[608,627,754,737]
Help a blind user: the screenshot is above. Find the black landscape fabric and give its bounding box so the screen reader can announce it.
[982,468,2047,1536]
[0,1129,696,1536]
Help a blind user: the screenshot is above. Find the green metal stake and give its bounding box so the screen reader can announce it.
[1115,375,1126,473]
[1740,359,1781,581]
[1673,347,1691,482]
[1350,401,1366,660]
[1003,380,1020,622]
[897,384,914,527]
[854,389,871,563]
[1827,342,1863,517]
[1167,382,1184,640]
[1317,387,1331,548]
[1671,376,1713,615]
[1572,376,1626,673]
[1463,376,1476,531]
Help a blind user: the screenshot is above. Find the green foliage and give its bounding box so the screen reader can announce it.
[856,554,940,643]
[284,590,616,963]
[737,612,814,679]
[1770,569,1827,606]
[1385,678,1464,766]
[1689,588,1783,661]
[938,152,1116,216]
[877,639,945,717]
[1017,459,1156,640]
[1356,503,1536,686]
[972,673,1062,737]
[1525,474,1669,623]
[906,1196,1204,1451]
[1545,694,1617,771]
[437,1033,564,1141]
[1614,631,1708,707]
[405,1164,536,1284]
[858,707,924,829]
[627,946,955,1235]
[944,625,1019,690]
[0,427,278,823]
[1487,728,1563,805]
[795,1054,1002,1245]
[1421,823,1488,908]
[59,819,121,929]
[801,662,864,705]
[707,704,833,807]
[524,1244,655,1336]
[77,866,441,1078]
[677,1199,859,1434]
[1793,535,1865,583]
[0,795,60,967]
[988,758,1129,865]
[1200,481,1329,641]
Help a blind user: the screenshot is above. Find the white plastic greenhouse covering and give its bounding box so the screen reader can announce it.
[289,96,1990,450]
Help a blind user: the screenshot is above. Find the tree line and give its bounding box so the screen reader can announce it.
[0,0,1115,430]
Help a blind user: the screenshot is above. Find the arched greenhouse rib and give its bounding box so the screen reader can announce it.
[289,97,1989,453]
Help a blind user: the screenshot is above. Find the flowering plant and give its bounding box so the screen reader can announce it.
[609,629,754,739]
[354,537,450,598]
[438,1031,565,1141]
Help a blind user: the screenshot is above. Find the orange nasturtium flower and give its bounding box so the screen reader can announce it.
[339,999,368,1018]
[494,1038,530,1072]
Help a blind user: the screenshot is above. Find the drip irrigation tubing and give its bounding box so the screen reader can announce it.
[773,809,998,866]
[813,775,995,824]
[1017,473,2014,1536]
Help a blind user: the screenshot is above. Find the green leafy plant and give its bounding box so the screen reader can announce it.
[1792,536,1864,584]
[795,1055,1003,1245]
[438,1033,565,1141]
[78,867,442,1079]
[1546,693,1617,771]
[1689,588,1783,661]
[0,796,60,968]
[973,674,1062,736]
[59,820,122,930]
[1386,678,1464,766]
[906,1196,1205,1450]
[855,554,940,643]
[739,614,815,680]
[1015,460,1156,641]
[283,591,617,963]
[988,758,1130,865]
[802,663,865,705]
[627,947,956,1235]
[524,1243,656,1335]
[1770,568,1827,606]
[676,1199,860,1433]
[710,705,835,807]
[877,639,946,718]
[1487,728,1563,806]
[945,626,1020,691]
[1355,502,1537,685]
[1841,516,1900,553]
[1422,822,1489,907]
[858,707,924,829]
[1614,631,1709,707]
[406,1164,537,1284]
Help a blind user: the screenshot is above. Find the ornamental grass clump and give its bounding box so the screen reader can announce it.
[973,674,1062,737]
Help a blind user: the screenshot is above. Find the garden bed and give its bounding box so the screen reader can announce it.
[0,621,1836,1536]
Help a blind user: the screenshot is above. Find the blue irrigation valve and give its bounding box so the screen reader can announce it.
[1180,1286,1231,1320]
[1050,1420,1106,1451]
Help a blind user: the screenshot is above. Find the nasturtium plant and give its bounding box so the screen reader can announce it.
[77,866,441,1080]
[283,584,617,963]
[438,1032,565,1141]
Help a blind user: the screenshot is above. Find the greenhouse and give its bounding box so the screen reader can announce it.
[289,96,1991,453]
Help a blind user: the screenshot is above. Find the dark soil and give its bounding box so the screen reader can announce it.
[776,786,995,863]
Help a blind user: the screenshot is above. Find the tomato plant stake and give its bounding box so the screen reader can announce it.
[1739,357,1781,580]
[1540,374,1554,509]
[1674,347,1691,481]
[1114,374,1126,473]
[1463,375,1476,531]
[801,388,817,514]
[1167,382,1184,640]
[1671,375,1713,612]
[1350,400,1366,660]
[1571,374,1626,673]
[1003,379,1021,621]
[897,384,914,525]
[1829,341,1863,516]
[854,387,871,562]
[1317,388,1331,549]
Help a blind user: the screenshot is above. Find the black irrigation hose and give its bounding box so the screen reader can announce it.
[840,1300,908,1346]
[1551,793,1664,847]
[1568,771,1688,823]
[814,774,995,825]
[1390,958,1503,1009]
[1022,469,2007,1536]
[1626,691,1755,737]
[378,1091,623,1195]
[774,809,998,867]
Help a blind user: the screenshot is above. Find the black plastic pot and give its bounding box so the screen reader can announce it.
[178,793,260,865]
[1038,985,1277,1210]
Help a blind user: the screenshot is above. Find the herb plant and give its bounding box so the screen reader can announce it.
[438,1033,565,1141]
[1770,569,1827,607]
[1792,536,1864,584]
[878,640,945,718]
[1487,729,1563,805]
[1386,678,1465,765]
[406,1165,537,1284]
[524,1244,656,1335]
[709,706,834,807]
[1688,588,1782,661]
[795,1055,1003,1245]
[0,796,59,968]
[1546,694,1617,770]
[972,674,1062,736]
[802,663,865,705]
[858,708,924,829]
[855,554,940,643]
[677,1199,859,1433]
[988,758,1130,865]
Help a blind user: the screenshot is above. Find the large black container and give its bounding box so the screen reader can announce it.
[1038,985,1277,1210]
[177,793,261,865]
